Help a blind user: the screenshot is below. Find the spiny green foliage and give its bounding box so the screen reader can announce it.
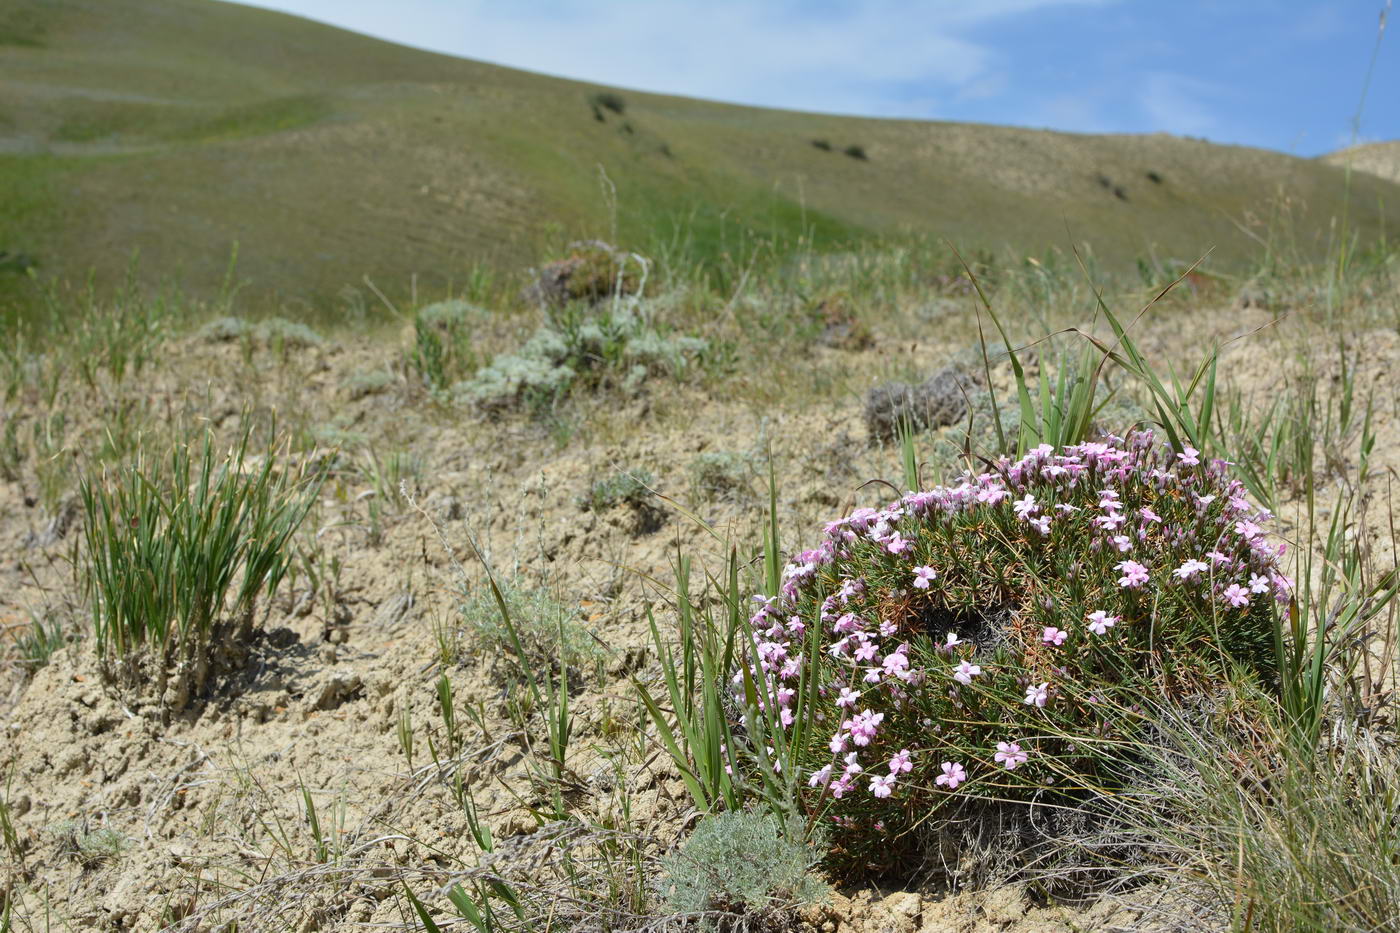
[660,810,829,921]
[79,426,322,684]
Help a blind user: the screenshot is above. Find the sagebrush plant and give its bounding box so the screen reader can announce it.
[737,431,1289,874]
[80,426,322,698]
[456,302,708,414]
[660,809,829,925]
[455,581,606,686]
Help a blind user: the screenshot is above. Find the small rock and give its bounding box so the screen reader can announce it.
[372,592,415,629]
[312,671,363,711]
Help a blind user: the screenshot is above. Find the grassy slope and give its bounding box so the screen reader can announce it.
[3,0,1400,312]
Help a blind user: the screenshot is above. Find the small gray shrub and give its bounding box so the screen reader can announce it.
[456,305,706,414]
[661,810,829,923]
[455,583,605,685]
[689,451,754,502]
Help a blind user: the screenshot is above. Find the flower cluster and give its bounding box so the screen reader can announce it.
[737,431,1286,873]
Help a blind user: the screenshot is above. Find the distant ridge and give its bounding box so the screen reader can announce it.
[3,0,1400,310]
[1322,141,1400,185]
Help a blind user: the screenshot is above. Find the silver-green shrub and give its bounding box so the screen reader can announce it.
[661,810,829,922]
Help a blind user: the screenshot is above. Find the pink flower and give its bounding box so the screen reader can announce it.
[1139,507,1162,523]
[977,486,1009,506]
[829,732,849,754]
[835,687,860,709]
[953,659,982,685]
[848,709,884,746]
[1029,515,1052,535]
[1013,494,1038,519]
[882,648,911,679]
[853,639,878,662]
[943,632,964,650]
[912,565,937,589]
[808,764,832,788]
[1023,682,1050,708]
[1116,559,1149,588]
[1248,573,1271,594]
[1112,534,1133,552]
[935,761,967,789]
[869,774,896,798]
[1173,558,1209,580]
[1223,584,1251,608]
[1178,446,1201,466]
[1042,626,1068,646]
[884,533,912,555]
[889,748,913,774]
[843,751,863,775]
[1234,520,1261,540]
[1086,610,1118,635]
[830,775,853,798]
[994,741,1028,770]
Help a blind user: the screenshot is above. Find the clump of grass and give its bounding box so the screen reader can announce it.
[410,299,483,393]
[843,144,868,161]
[79,426,322,703]
[661,809,829,927]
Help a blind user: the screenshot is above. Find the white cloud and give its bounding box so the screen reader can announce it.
[239,0,1117,117]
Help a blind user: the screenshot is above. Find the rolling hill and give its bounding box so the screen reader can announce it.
[3,0,1399,311]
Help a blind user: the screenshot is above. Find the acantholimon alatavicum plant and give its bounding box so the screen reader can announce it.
[738,430,1291,875]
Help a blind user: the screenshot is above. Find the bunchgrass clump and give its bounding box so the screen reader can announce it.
[79,427,322,703]
[410,299,483,392]
[739,431,1287,875]
[660,809,829,927]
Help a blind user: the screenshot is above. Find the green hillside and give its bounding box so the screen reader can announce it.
[3,0,1399,310]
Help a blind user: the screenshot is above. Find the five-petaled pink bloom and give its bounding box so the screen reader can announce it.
[1173,558,1209,580]
[1086,610,1118,635]
[1013,494,1038,519]
[869,773,896,798]
[1248,573,1271,594]
[1116,559,1149,588]
[1223,584,1251,608]
[953,659,982,685]
[1023,682,1050,708]
[1042,626,1068,646]
[994,741,1028,770]
[912,565,937,589]
[1028,515,1051,536]
[889,748,913,774]
[1234,520,1261,540]
[943,632,965,650]
[935,761,967,789]
[1178,446,1201,466]
[808,764,832,788]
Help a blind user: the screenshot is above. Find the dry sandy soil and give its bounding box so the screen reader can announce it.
[1,275,1397,931]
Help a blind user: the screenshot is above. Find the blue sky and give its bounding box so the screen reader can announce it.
[244,0,1395,156]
